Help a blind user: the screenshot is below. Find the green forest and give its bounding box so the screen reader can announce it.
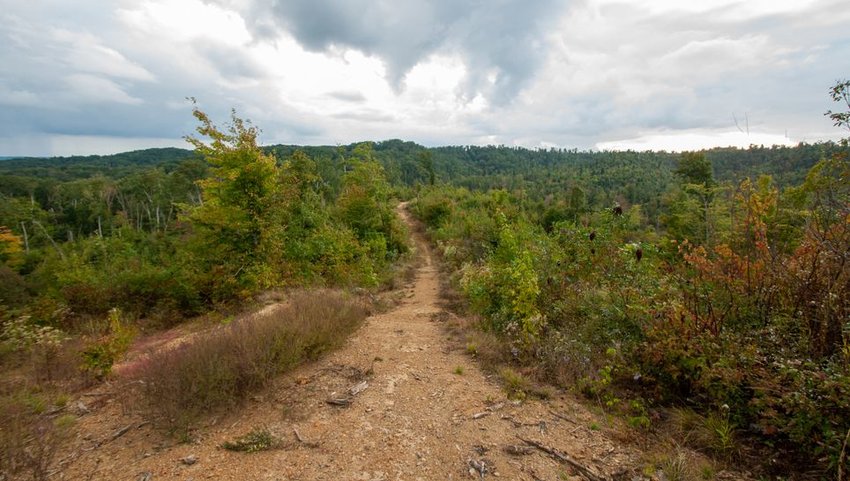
[1,84,849,478]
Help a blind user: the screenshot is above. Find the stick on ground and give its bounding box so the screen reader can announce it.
[518,436,608,481]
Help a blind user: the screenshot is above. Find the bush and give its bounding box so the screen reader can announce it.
[137,289,365,436]
[0,395,75,481]
[79,308,136,380]
[0,265,29,307]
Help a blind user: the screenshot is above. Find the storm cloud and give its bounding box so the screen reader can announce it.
[0,0,848,156]
[261,0,561,103]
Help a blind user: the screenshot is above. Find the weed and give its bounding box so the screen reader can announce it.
[589,422,600,431]
[499,367,530,401]
[221,427,281,453]
[702,411,736,458]
[660,451,693,481]
[669,408,737,460]
[453,365,464,375]
[627,399,651,429]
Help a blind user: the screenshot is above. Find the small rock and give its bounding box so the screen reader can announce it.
[349,381,369,396]
[137,473,152,481]
[180,455,198,466]
[71,401,90,415]
[467,458,491,478]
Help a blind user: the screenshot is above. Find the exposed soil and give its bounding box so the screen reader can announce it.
[53,205,695,481]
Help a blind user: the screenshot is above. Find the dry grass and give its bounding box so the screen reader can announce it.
[0,324,88,480]
[641,442,718,481]
[135,289,366,436]
[0,390,76,481]
[666,408,739,460]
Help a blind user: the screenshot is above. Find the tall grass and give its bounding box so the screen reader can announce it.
[136,289,366,435]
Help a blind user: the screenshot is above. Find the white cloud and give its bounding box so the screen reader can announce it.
[51,28,155,81]
[0,0,848,155]
[596,129,795,152]
[117,0,252,45]
[65,74,143,105]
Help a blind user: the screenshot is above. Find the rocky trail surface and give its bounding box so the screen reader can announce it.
[58,205,653,481]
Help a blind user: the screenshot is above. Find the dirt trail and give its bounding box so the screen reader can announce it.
[61,204,644,481]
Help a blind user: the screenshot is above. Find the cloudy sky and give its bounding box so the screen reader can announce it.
[1,0,849,156]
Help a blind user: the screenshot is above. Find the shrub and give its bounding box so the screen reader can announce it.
[0,395,75,481]
[79,308,136,380]
[137,289,365,436]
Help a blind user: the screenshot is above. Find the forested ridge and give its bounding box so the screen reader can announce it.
[3,139,842,237]
[1,86,849,479]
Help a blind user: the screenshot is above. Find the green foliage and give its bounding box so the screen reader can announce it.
[221,427,281,452]
[675,152,715,187]
[79,308,136,379]
[183,104,284,299]
[461,215,542,342]
[825,79,850,132]
[337,143,409,266]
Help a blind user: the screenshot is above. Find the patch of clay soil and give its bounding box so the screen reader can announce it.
[52,205,724,481]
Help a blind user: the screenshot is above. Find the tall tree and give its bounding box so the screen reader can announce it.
[183,103,282,298]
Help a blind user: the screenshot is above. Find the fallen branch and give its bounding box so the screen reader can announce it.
[501,415,547,432]
[46,450,82,477]
[518,436,608,481]
[503,444,534,456]
[44,405,67,416]
[326,397,352,407]
[549,409,578,425]
[293,428,320,448]
[109,423,134,442]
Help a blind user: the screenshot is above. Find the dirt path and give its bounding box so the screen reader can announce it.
[60,205,645,481]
